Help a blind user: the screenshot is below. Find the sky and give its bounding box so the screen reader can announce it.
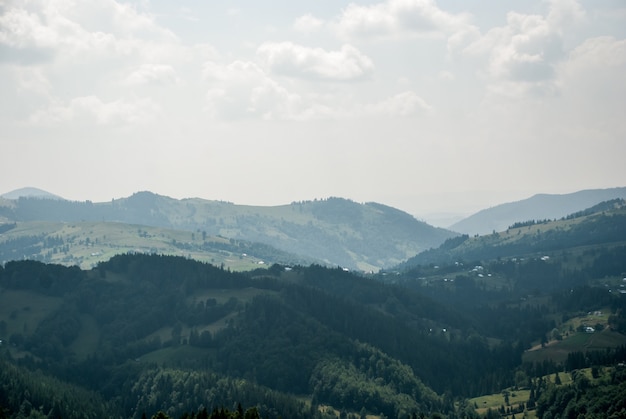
[1,0,625,221]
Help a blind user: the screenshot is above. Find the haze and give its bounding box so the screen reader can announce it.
[1,0,625,219]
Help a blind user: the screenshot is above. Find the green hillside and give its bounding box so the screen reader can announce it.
[0,193,456,270]
[1,198,626,418]
[450,187,626,235]
[0,255,476,418]
[399,199,626,269]
[0,220,313,270]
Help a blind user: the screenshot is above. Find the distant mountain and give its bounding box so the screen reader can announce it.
[0,191,456,270]
[1,187,64,200]
[399,198,626,268]
[450,187,626,235]
[419,212,467,228]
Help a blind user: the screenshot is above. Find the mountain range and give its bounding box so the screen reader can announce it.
[2,186,626,270]
[1,192,626,418]
[0,191,454,271]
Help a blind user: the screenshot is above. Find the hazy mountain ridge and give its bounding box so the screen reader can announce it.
[3,186,626,270]
[399,198,626,268]
[450,187,626,235]
[0,187,64,201]
[0,191,456,270]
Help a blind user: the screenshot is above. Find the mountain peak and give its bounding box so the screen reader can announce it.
[1,187,64,200]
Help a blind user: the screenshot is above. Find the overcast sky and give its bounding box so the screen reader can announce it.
[1,0,625,219]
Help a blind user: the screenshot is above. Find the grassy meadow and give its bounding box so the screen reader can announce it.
[0,221,274,271]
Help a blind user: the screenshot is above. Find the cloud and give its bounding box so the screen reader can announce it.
[30,95,160,125]
[256,42,374,81]
[557,36,626,120]
[202,60,306,120]
[334,0,475,41]
[202,58,427,121]
[123,64,179,86]
[13,66,52,96]
[563,36,626,76]
[361,91,432,117]
[0,0,178,64]
[462,0,586,95]
[48,0,176,41]
[0,6,60,63]
[0,0,216,129]
[546,0,586,31]
[293,14,325,33]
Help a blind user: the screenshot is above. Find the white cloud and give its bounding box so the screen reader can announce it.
[563,36,626,77]
[361,91,432,117]
[202,60,306,120]
[0,0,176,62]
[293,14,325,33]
[201,58,426,120]
[334,0,475,41]
[557,36,626,122]
[461,0,589,97]
[30,95,160,125]
[546,0,586,32]
[50,0,176,41]
[0,0,214,128]
[14,67,52,96]
[0,6,60,63]
[466,14,557,81]
[123,64,179,86]
[256,42,374,81]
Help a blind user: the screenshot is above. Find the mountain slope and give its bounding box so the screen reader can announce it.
[450,187,626,235]
[0,192,456,270]
[400,199,626,268]
[0,254,517,417]
[0,220,314,270]
[2,222,626,417]
[1,187,64,200]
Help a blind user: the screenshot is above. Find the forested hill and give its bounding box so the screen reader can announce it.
[0,253,523,418]
[0,193,456,270]
[399,199,626,269]
[450,187,626,235]
[3,245,626,417]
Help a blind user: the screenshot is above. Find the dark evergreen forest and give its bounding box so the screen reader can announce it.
[1,247,625,418]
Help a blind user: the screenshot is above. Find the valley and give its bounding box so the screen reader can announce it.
[0,191,625,418]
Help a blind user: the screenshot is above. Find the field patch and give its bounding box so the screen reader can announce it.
[523,329,626,364]
[67,314,100,360]
[187,287,275,305]
[0,290,62,338]
[139,345,210,366]
[469,368,611,419]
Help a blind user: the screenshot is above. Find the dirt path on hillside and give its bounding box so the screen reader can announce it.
[527,340,559,352]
